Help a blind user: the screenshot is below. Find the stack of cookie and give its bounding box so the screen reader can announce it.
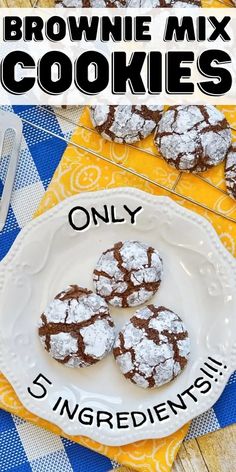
[38,240,191,389]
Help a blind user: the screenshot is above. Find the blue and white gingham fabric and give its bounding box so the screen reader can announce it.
[0,105,235,471]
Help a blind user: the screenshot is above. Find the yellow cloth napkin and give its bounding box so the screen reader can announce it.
[0,102,235,471]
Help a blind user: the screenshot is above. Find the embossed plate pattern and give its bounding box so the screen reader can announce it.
[0,188,235,445]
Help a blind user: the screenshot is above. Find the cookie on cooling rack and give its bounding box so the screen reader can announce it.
[154,105,231,173]
[90,105,164,144]
[93,240,163,308]
[113,305,190,389]
[38,285,115,368]
[225,143,236,201]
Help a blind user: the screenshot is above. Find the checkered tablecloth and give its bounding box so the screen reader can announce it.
[0,105,235,471]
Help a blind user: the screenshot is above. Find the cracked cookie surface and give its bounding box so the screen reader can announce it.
[90,105,163,144]
[113,305,190,388]
[93,241,163,308]
[38,285,115,368]
[154,105,231,173]
[225,143,236,201]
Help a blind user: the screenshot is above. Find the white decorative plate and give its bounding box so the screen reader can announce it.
[0,188,235,446]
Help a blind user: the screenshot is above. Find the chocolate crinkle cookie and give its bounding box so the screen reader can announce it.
[38,285,115,368]
[113,305,190,389]
[154,105,231,173]
[225,143,236,200]
[89,105,163,144]
[93,241,163,308]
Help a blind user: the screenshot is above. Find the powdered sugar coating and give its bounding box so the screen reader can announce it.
[154,105,231,173]
[93,240,163,308]
[113,305,190,389]
[38,285,115,368]
[56,0,200,6]
[90,105,163,144]
[55,0,127,7]
[225,143,236,201]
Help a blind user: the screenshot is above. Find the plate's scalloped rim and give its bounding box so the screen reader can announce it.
[0,187,235,446]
